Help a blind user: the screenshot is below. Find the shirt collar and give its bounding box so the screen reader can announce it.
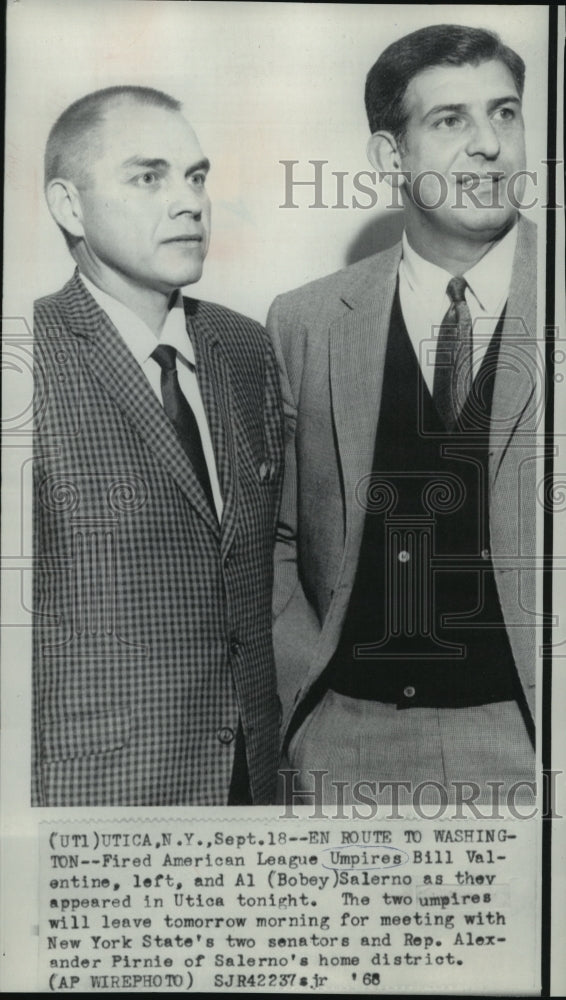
[401,221,518,315]
[400,234,452,321]
[463,223,518,314]
[79,275,195,367]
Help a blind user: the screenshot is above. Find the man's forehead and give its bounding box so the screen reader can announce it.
[405,59,521,115]
[97,100,201,156]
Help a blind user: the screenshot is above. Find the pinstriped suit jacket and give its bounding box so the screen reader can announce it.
[269,216,540,744]
[32,271,283,806]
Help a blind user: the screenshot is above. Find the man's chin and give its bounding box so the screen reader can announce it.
[180,270,204,288]
[162,265,205,290]
[452,207,519,241]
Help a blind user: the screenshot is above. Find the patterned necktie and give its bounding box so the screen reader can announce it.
[152,344,214,507]
[433,276,473,430]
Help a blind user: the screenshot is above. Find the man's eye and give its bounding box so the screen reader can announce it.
[494,106,516,122]
[190,173,206,188]
[435,115,463,130]
[136,171,158,186]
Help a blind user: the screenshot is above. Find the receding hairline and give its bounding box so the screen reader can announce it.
[44,85,184,188]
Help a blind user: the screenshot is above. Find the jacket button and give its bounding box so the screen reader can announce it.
[481,548,490,560]
[217,727,235,745]
[230,635,242,655]
[403,685,416,699]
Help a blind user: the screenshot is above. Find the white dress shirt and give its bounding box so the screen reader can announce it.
[398,224,518,395]
[80,275,223,520]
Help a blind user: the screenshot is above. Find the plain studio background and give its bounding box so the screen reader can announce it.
[6,1,549,324]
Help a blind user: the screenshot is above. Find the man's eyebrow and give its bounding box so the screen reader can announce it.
[186,158,210,175]
[487,95,522,112]
[424,95,522,120]
[120,156,211,173]
[121,156,170,170]
[423,103,467,120]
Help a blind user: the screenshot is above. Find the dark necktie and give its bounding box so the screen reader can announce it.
[433,276,473,430]
[152,344,215,508]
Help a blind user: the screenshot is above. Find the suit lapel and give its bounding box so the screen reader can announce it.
[329,245,401,546]
[325,218,536,527]
[60,273,220,537]
[489,216,538,487]
[186,302,239,556]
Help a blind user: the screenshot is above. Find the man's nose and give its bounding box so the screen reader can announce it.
[465,116,501,159]
[167,179,204,217]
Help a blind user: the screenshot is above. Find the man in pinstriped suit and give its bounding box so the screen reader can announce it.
[33,86,283,806]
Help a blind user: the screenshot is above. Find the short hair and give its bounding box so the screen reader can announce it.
[44,85,182,188]
[365,24,525,140]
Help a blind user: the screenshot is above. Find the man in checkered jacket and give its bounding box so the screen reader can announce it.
[32,86,283,806]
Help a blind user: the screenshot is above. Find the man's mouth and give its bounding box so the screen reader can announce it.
[162,234,203,244]
[457,172,504,188]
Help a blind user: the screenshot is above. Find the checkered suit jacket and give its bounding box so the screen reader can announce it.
[32,271,283,806]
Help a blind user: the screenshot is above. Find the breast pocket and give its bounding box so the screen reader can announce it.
[39,708,135,806]
[41,707,133,762]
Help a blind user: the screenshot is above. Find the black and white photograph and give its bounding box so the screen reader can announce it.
[2,1,564,994]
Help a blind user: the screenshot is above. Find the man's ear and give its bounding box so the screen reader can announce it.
[46,179,85,240]
[367,131,406,188]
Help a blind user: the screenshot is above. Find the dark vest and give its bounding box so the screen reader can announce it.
[329,287,521,709]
